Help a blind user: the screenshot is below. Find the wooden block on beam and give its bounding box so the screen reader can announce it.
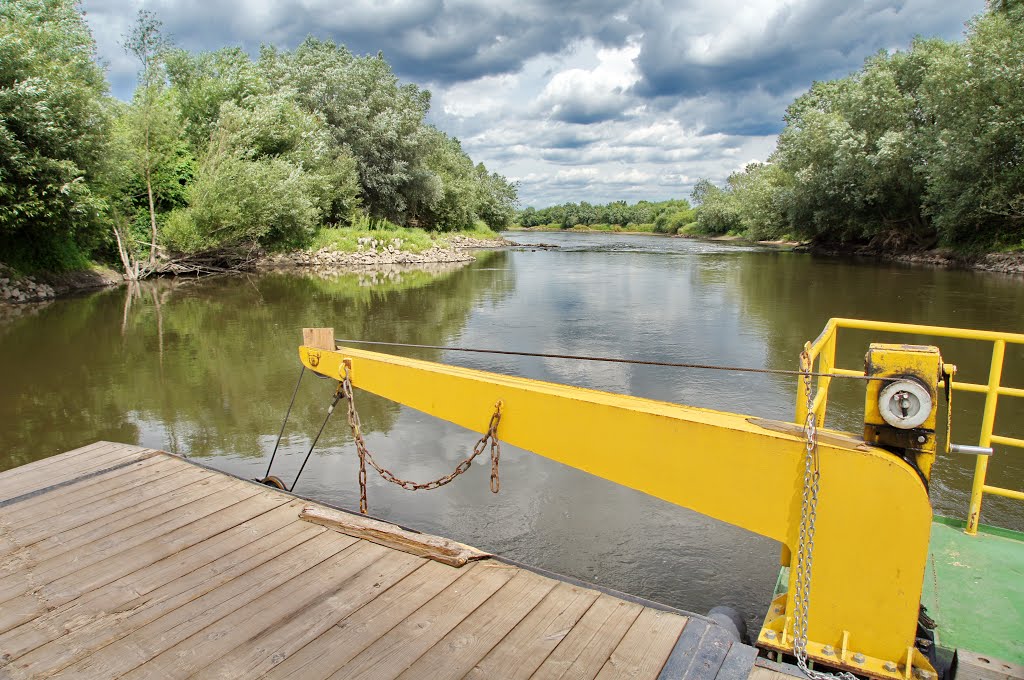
[299,505,491,567]
[302,328,336,351]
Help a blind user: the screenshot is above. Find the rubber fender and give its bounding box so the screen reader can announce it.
[707,605,748,644]
[259,476,287,490]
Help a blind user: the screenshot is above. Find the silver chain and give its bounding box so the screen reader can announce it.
[794,352,858,680]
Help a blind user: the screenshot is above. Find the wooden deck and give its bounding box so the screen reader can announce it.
[0,442,764,679]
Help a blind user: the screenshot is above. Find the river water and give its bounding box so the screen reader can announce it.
[2,231,1022,630]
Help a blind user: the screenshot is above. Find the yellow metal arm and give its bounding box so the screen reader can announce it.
[299,341,932,676]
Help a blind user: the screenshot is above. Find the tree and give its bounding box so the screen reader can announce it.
[0,0,110,271]
[165,47,267,151]
[162,92,360,252]
[122,10,176,266]
[918,9,1024,247]
[474,163,518,229]
[260,39,432,224]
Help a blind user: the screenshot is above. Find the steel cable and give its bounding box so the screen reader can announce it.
[334,338,888,382]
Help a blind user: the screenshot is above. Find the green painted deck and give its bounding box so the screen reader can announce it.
[922,517,1024,665]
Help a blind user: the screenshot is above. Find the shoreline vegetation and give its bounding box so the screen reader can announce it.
[509,225,1024,274]
[0,230,511,304]
[1,2,517,286]
[515,3,1022,268]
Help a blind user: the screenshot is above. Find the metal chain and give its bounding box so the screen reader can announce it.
[794,351,858,680]
[340,368,503,514]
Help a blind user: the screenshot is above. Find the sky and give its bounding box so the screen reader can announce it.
[80,0,986,209]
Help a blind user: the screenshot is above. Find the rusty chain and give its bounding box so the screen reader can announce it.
[340,367,502,514]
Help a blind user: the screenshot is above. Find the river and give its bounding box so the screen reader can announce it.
[2,231,1022,632]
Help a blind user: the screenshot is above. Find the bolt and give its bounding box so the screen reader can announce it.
[765,631,777,640]
[853,654,866,664]
[914,669,934,680]
[918,435,927,443]
[884,662,898,673]
[822,645,834,656]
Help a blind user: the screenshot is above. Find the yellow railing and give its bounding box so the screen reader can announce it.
[798,318,1024,535]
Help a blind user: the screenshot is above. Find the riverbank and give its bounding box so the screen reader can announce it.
[806,244,1024,275]
[0,234,511,305]
[0,263,123,304]
[258,234,509,270]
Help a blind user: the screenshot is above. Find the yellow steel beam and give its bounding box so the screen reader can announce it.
[299,342,932,670]
[983,485,1024,501]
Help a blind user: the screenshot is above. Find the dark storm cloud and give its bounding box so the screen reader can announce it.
[628,0,981,99]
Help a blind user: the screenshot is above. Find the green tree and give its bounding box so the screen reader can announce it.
[163,92,360,252]
[122,10,179,267]
[919,8,1024,247]
[0,0,110,271]
[260,40,432,224]
[474,163,518,229]
[165,47,267,151]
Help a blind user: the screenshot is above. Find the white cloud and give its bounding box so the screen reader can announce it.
[535,43,640,123]
[81,0,986,208]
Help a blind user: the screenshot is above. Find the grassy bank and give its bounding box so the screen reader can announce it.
[308,224,502,253]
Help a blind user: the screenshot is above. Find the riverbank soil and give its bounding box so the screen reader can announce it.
[808,246,1024,275]
[0,263,121,303]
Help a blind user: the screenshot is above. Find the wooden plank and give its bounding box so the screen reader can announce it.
[0,500,310,666]
[0,455,174,524]
[192,550,426,679]
[5,518,325,678]
[396,569,558,680]
[323,560,518,680]
[124,541,410,679]
[0,444,154,500]
[0,475,253,602]
[595,608,689,680]
[0,443,128,496]
[0,486,283,638]
[465,581,602,680]
[685,624,734,680]
[0,470,234,592]
[746,665,797,680]
[264,560,472,680]
[659,619,710,680]
[531,593,644,680]
[0,442,115,483]
[300,504,491,567]
[956,650,1024,680]
[0,463,215,558]
[715,642,759,680]
[47,532,359,680]
[0,448,162,508]
[303,327,336,350]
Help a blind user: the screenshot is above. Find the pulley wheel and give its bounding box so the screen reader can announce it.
[259,475,287,490]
